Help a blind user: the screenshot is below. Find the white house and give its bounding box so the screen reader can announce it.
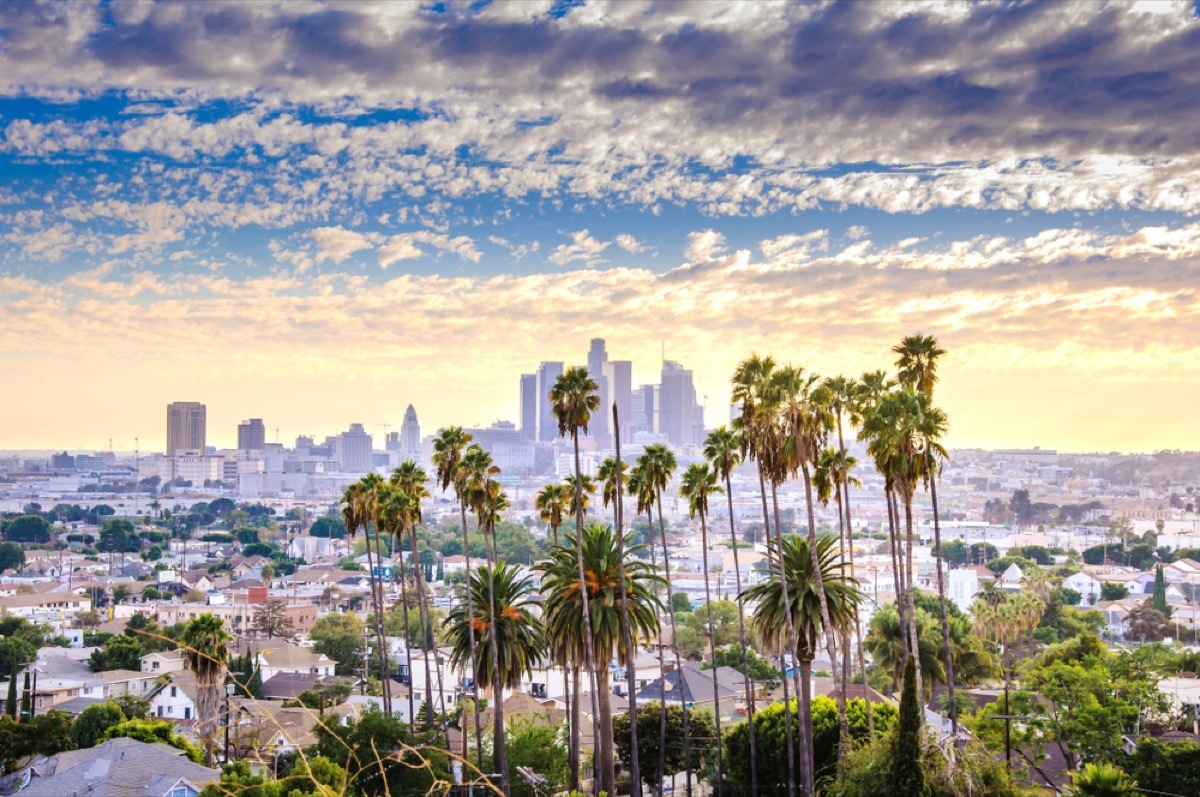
[141,650,186,675]
[1063,571,1103,605]
[255,646,336,682]
[948,567,979,613]
[148,678,198,722]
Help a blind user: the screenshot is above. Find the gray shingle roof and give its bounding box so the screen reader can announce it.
[20,736,219,797]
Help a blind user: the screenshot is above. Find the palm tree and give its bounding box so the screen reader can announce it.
[446,562,546,791]
[772,364,847,774]
[742,534,861,796]
[824,375,874,740]
[535,484,569,547]
[463,447,513,794]
[550,365,603,791]
[629,462,671,794]
[703,426,758,795]
[432,426,483,773]
[637,442,693,797]
[679,462,725,789]
[342,476,392,714]
[732,354,799,797]
[609,403,642,797]
[390,461,444,733]
[179,613,231,766]
[895,333,957,733]
[864,603,945,699]
[1023,566,1052,600]
[542,523,664,797]
[1066,764,1139,797]
[597,457,628,517]
[374,483,421,724]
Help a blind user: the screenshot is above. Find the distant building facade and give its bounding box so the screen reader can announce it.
[238,418,266,451]
[166,401,206,455]
[536,361,564,442]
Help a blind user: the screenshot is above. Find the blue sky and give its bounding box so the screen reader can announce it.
[2,0,1200,452]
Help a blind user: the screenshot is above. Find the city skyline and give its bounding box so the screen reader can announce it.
[3,3,1199,453]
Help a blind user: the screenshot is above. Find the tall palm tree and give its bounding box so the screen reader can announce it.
[390,461,444,733]
[179,613,231,766]
[742,534,861,797]
[343,475,392,714]
[550,365,603,791]
[864,603,944,698]
[535,483,569,547]
[432,426,483,773]
[446,562,546,790]
[629,462,671,794]
[542,523,664,797]
[703,426,758,796]
[374,483,421,724]
[860,389,927,704]
[895,333,956,733]
[824,375,873,740]
[609,404,642,797]
[637,442,693,797]
[597,457,628,516]
[679,462,725,789]
[772,364,847,776]
[463,447,513,794]
[732,354,799,797]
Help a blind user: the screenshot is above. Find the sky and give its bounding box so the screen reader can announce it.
[2,0,1200,454]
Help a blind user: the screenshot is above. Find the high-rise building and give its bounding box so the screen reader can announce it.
[631,384,657,436]
[536,361,564,442]
[660,360,702,447]
[332,423,374,473]
[166,402,206,455]
[520,374,538,441]
[399,405,421,460]
[603,360,633,443]
[587,338,610,447]
[237,418,266,451]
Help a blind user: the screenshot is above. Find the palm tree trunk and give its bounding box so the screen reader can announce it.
[612,408,642,797]
[483,516,508,797]
[799,463,841,795]
[836,422,873,741]
[460,498,484,775]
[724,473,758,797]
[372,529,394,716]
[596,663,617,797]
[770,479,803,797]
[833,481,852,759]
[902,495,923,708]
[649,507,667,797]
[929,476,956,735]
[657,494,693,797]
[410,527,440,734]
[885,489,908,674]
[800,658,815,787]
[569,665,580,789]
[571,431,603,793]
[398,546,416,724]
[699,511,724,791]
[361,525,388,715]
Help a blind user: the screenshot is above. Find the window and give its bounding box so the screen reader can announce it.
[153,662,160,670]
[166,784,198,797]
[171,686,177,697]
[158,706,164,717]
[184,707,191,719]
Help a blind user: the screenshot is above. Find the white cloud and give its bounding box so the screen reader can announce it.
[685,229,727,263]
[615,233,648,254]
[549,229,609,267]
[309,227,376,264]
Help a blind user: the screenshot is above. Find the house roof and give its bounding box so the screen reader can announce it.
[19,736,219,797]
[636,661,740,704]
[260,671,351,700]
[260,646,331,669]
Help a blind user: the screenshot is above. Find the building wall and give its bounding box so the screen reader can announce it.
[167,402,207,456]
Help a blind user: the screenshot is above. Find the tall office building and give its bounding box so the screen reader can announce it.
[536,361,564,442]
[631,384,657,436]
[587,338,610,447]
[166,402,206,455]
[603,360,632,443]
[660,360,702,447]
[237,418,266,451]
[332,424,374,473]
[519,374,538,441]
[399,405,421,460]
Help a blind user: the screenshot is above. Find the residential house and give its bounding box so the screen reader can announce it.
[148,675,199,722]
[18,736,219,797]
[0,590,91,619]
[255,645,336,681]
[1062,571,1103,605]
[259,671,352,701]
[142,649,187,675]
[636,661,747,722]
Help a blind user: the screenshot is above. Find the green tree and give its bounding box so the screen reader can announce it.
[613,702,717,785]
[0,542,24,572]
[724,697,898,794]
[178,613,231,766]
[708,643,779,682]
[445,559,544,785]
[893,656,924,797]
[541,523,663,797]
[0,638,36,677]
[1100,582,1129,601]
[88,635,144,672]
[311,706,451,797]
[1066,763,1138,797]
[251,599,295,640]
[505,718,570,797]
[2,515,50,543]
[1122,738,1200,797]
[1151,564,1168,614]
[101,717,203,762]
[309,612,365,676]
[743,533,861,793]
[72,701,126,747]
